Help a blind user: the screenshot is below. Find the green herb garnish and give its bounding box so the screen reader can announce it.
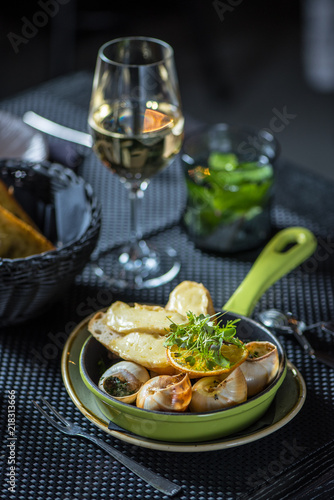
[249,350,260,359]
[164,312,245,372]
[103,376,136,398]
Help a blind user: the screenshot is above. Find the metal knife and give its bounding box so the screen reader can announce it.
[22,111,93,148]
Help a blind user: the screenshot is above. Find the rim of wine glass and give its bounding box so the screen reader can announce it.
[98,36,174,67]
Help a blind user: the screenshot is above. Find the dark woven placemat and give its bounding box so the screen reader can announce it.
[1,72,334,500]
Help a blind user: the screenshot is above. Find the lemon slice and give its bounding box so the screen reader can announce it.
[166,342,249,378]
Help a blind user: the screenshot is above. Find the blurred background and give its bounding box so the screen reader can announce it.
[1,0,334,180]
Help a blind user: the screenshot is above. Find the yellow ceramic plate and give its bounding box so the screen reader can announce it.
[61,315,307,453]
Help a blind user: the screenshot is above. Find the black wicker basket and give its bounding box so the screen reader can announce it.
[0,160,101,326]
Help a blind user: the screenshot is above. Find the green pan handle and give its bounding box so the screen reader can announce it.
[223,227,317,317]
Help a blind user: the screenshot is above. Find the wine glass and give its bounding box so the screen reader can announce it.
[88,36,184,289]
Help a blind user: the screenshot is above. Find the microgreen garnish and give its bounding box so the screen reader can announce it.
[164,312,245,372]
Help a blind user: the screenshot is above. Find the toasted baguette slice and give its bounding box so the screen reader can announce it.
[0,179,38,229]
[0,206,54,258]
[166,281,216,317]
[103,301,187,335]
[88,305,186,374]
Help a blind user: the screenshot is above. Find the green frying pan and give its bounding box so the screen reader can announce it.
[79,226,317,442]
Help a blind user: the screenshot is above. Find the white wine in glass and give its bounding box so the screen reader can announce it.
[88,37,184,289]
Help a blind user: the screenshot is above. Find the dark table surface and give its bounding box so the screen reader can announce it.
[1,72,334,500]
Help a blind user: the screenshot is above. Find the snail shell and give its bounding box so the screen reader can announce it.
[239,341,279,397]
[189,367,247,412]
[136,373,192,412]
[99,361,150,404]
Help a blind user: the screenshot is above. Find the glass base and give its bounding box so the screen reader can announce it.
[91,240,181,290]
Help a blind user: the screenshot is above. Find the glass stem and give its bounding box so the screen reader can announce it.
[128,184,143,246]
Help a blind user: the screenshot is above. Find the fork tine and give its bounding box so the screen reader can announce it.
[32,400,67,432]
[41,397,70,427]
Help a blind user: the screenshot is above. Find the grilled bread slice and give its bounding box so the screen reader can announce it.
[166,281,216,317]
[88,303,187,374]
[0,206,54,258]
[103,301,186,334]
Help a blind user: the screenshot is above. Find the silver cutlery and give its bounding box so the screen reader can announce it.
[33,398,181,497]
[258,309,334,335]
[23,111,93,148]
[319,319,334,336]
[258,309,334,369]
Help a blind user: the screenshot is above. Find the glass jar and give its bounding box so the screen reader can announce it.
[182,123,280,253]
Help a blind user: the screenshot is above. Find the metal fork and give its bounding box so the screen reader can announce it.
[33,398,181,497]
